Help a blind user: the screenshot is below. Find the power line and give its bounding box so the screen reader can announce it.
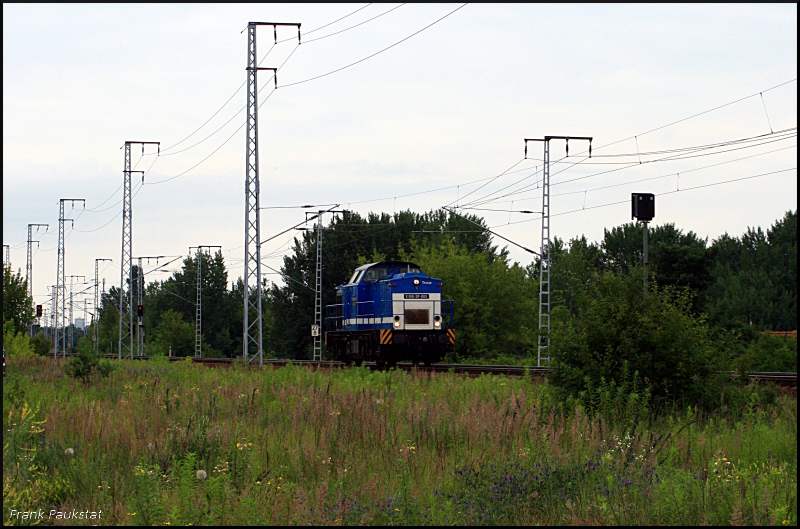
[300,4,373,36]
[279,4,467,88]
[141,5,467,187]
[455,80,797,210]
[588,78,797,154]
[302,4,406,44]
[463,129,796,208]
[463,143,797,206]
[159,4,387,155]
[487,167,797,229]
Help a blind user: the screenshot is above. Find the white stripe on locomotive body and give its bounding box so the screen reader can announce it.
[343,317,394,327]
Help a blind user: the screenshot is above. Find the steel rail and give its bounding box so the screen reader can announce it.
[54,353,797,386]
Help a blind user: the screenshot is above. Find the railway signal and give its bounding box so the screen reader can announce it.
[632,193,655,296]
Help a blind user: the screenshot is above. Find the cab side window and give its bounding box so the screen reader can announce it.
[363,267,388,283]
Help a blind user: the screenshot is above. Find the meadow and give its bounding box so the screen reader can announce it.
[3,356,797,525]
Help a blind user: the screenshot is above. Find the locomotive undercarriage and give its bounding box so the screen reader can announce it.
[326,330,451,367]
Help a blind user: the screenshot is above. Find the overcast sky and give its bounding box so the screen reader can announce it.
[3,3,797,312]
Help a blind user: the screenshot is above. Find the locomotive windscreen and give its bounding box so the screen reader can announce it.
[405,309,429,325]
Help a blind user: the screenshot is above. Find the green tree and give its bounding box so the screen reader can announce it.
[404,239,538,361]
[146,251,234,357]
[600,222,709,302]
[703,211,796,332]
[150,309,195,358]
[3,264,33,332]
[766,211,797,330]
[97,286,121,355]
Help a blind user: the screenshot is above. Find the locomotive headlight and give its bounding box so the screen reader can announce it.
[434,315,441,328]
[413,279,419,285]
[394,315,401,328]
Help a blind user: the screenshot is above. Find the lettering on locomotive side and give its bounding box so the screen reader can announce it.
[404,294,430,299]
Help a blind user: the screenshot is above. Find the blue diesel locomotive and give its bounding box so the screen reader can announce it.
[325,261,454,366]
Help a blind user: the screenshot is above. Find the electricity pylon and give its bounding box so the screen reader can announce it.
[243,21,300,366]
[26,224,48,299]
[118,141,159,360]
[27,223,48,335]
[94,258,111,355]
[308,207,343,361]
[524,136,592,367]
[56,199,84,359]
[190,246,221,358]
[66,275,86,351]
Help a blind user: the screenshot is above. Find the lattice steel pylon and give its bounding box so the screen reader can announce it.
[94,258,111,355]
[524,136,592,367]
[27,223,48,335]
[191,246,221,358]
[67,275,85,351]
[313,212,323,361]
[48,285,56,347]
[243,21,299,366]
[56,199,84,359]
[137,258,144,357]
[118,141,158,360]
[196,251,202,358]
[3,245,8,265]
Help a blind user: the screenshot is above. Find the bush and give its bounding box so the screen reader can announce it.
[735,333,797,373]
[549,271,724,408]
[68,347,98,383]
[68,337,115,382]
[3,319,34,358]
[31,332,52,356]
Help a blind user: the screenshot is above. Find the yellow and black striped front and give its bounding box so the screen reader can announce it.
[447,329,455,344]
[380,329,393,345]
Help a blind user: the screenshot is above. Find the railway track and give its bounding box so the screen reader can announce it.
[57,353,797,386]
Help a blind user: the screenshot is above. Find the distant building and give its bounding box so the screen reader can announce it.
[75,317,85,330]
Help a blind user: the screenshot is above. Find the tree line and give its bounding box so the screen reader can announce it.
[4,210,796,373]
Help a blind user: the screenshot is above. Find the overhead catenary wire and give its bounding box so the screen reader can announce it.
[487,167,797,229]
[455,80,797,211]
[461,128,797,209]
[459,143,798,208]
[585,78,797,154]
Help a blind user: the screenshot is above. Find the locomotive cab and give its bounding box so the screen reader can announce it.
[325,261,454,366]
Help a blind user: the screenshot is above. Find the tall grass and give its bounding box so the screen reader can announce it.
[3,356,797,525]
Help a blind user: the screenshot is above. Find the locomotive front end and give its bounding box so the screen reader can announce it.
[325,261,454,366]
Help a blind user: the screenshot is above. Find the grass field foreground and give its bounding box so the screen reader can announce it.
[3,357,797,525]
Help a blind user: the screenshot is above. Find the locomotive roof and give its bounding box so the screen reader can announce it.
[353,261,421,272]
